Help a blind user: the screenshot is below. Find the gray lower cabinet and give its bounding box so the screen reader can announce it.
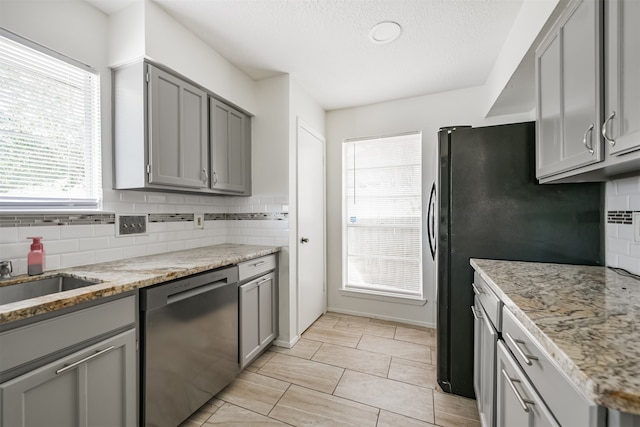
[0,295,137,427]
[496,341,558,427]
[240,271,276,368]
[209,98,251,195]
[535,0,603,179]
[473,297,496,427]
[1,329,136,427]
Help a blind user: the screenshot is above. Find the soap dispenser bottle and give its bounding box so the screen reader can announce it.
[27,237,45,276]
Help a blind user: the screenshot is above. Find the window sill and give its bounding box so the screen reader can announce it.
[339,288,427,306]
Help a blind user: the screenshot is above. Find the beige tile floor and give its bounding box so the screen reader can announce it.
[179,312,480,427]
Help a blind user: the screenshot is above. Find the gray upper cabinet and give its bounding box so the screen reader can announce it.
[603,0,640,156]
[210,98,251,195]
[536,0,603,179]
[148,65,208,188]
[114,61,208,191]
[114,61,252,195]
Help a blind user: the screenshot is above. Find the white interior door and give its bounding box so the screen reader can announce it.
[297,120,326,334]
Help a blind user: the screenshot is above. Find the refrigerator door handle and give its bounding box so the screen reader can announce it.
[427,182,437,260]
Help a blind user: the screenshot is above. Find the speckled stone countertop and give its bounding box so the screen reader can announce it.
[0,244,280,326]
[470,258,640,415]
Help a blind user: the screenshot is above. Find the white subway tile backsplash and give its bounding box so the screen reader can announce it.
[18,226,60,242]
[120,191,147,203]
[616,176,640,194]
[60,251,96,269]
[0,227,18,243]
[607,176,640,276]
[78,237,110,251]
[0,190,288,277]
[95,248,124,263]
[60,224,95,240]
[46,239,80,255]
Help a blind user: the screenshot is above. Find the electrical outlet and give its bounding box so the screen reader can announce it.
[194,213,204,229]
[634,213,640,243]
[116,214,148,237]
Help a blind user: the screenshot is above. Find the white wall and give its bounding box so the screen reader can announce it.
[606,176,640,275]
[326,86,532,327]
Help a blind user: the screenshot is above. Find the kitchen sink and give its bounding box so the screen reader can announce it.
[0,275,100,305]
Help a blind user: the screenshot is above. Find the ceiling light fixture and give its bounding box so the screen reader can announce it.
[368,21,402,45]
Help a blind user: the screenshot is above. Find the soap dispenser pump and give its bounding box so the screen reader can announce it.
[27,236,45,276]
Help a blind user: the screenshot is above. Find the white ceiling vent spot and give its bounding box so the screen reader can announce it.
[368,21,402,45]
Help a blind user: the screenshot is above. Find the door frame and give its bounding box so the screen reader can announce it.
[295,118,327,335]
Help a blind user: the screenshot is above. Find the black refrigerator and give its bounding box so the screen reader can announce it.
[435,122,603,398]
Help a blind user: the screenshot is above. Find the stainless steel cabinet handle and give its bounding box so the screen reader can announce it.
[471,283,483,295]
[300,237,309,243]
[212,171,218,185]
[602,111,616,146]
[201,168,209,183]
[252,261,267,267]
[582,124,595,155]
[471,305,483,320]
[501,369,535,413]
[505,332,538,366]
[56,346,115,375]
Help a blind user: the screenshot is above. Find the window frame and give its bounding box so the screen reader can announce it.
[340,131,426,304]
[0,28,102,212]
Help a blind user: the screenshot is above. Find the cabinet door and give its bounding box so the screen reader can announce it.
[536,0,603,179]
[240,280,261,367]
[604,0,640,156]
[479,306,496,427]
[258,274,275,346]
[472,299,482,401]
[210,98,249,194]
[240,272,276,368]
[496,342,558,427]
[1,329,136,427]
[148,65,208,188]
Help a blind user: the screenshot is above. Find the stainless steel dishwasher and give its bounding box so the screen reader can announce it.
[140,265,239,427]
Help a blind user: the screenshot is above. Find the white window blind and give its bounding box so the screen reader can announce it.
[343,132,423,298]
[0,29,102,210]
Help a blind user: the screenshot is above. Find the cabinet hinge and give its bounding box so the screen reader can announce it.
[146,72,150,83]
[146,164,151,174]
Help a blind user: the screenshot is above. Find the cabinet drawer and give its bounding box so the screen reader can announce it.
[0,296,135,374]
[502,307,603,427]
[238,254,276,282]
[496,341,558,427]
[473,271,502,331]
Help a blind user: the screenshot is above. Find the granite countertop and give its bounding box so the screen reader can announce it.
[0,244,280,326]
[470,258,640,415]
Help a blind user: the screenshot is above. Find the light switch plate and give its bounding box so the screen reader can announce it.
[194,213,204,229]
[115,214,148,237]
[634,213,640,243]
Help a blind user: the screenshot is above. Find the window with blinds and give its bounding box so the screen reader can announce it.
[0,29,101,210]
[343,132,423,299]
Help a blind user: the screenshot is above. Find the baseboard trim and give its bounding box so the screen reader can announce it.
[272,334,300,349]
[326,306,436,329]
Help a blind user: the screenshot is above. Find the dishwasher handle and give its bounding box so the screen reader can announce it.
[167,280,230,305]
[142,266,238,311]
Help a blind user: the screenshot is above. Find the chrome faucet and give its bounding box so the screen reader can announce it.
[0,260,13,280]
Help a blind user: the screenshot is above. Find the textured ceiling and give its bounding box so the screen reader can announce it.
[87,0,525,111]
